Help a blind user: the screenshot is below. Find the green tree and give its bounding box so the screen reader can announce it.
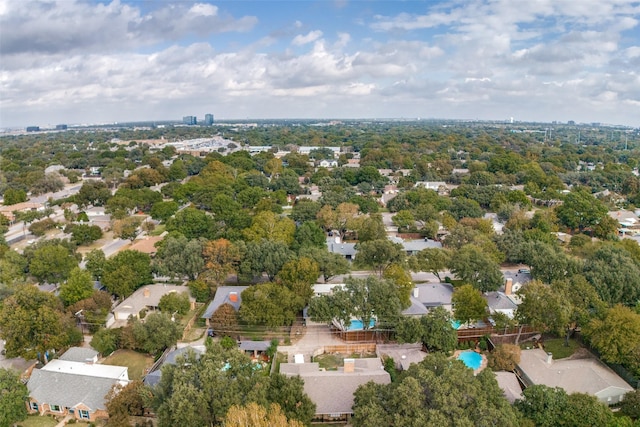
[352,353,519,426]
[354,214,387,242]
[515,385,614,427]
[159,292,191,316]
[59,267,94,306]
[202,238,242,284]
[102,250,153,299]
[84,249,106,281]
[153,235,204,280]
[2,188,27,205]
[619,389,640,419]
[420,306,458,353]
[408,248,450,282]
[75,180,111,208]
[188,279,210,303]
[150,200,179,223]
[291,200,322,223]
[298,246,350,282]
[90,328,119,356]
[0,285,76,360]
[556,187,608,232]
[392,210,416,231]
[489,344,521,371]
[293,221,326,250]
[266,374,315,426]
[448,244,503,292]
[0,368,29,427]
[584,305,640,368]
[383,263,413,309]
[308,276,402,329]
[105,380,148,426]
[243,211,296,246]
[239,283,299,327]
[67,223,103,245]
[451,284,487,325]
[516,281,571,337]
[239,240,293,281]
[584,244,640,305]
[211,303,239,334]
[133,312,181,355]
[28,243,78,284]
[166,207,217,240]
[276,257,319,308]
[355,239,405,276]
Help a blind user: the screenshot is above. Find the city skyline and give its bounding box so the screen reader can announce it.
[1,0,639,128]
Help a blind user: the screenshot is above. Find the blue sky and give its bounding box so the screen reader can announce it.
[1,0,639,127]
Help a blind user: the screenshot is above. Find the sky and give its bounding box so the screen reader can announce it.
[1,0,639,128]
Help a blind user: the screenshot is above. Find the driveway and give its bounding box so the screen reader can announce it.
[278,322,345,363]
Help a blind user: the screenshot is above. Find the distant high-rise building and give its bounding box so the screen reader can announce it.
[183,115,197,125]
[204,114,214,126]
[56,124,68,130]
[26,126,40,132]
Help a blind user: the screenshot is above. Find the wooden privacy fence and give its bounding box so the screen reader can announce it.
[323,343,377,354]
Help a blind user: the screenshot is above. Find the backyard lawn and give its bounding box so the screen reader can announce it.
[102,349,154,380]
[541,338,580,359]
[16,415,59,427]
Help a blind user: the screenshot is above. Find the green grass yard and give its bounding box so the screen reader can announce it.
[16,415,59,427]
[101,349,154,381]
[541,338,580,359]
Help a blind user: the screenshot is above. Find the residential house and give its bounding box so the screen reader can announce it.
[59,347,99,364]
[402,283,454,316]
[280,358,391,422]
[344,158,360,168]
[376,343,427,371]
[27,359,129,422]
[326,237,357,260]
[318,159,338,168]
[110,284,195,326]
[144,345,204,387]
[127,234,165,256]
[0,202,44,223]
[494,371,523,403]
[201,286,249,327]
[414,181,449,195]
[516,348,633,405]
[389,236,442,255]
[608,210,640,236]
[503,270,532,294]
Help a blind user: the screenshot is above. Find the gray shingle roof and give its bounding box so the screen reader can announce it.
[280,359,390,415]
[58,347,98,363]
[202,286,249,319]
[27,369,124,411]
[517,349,633,399]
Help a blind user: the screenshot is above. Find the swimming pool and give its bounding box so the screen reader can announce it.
[345,319,375,331]
[457,350,483,370]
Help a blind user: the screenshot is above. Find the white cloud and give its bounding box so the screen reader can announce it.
[0,0,257,55]
[292,30,323,46]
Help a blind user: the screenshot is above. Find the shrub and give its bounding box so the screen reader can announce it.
[489,344,521,371]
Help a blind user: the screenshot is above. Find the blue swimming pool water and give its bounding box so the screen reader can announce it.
[451,320,462,330]
[457,351,483,370]
[346,319,375,331]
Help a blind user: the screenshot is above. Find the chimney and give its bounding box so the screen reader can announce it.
[343,358,355,373]
[546,352,553,365]
[143,288,150,298]
[505,278,513,296]
[413,288,419,298]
